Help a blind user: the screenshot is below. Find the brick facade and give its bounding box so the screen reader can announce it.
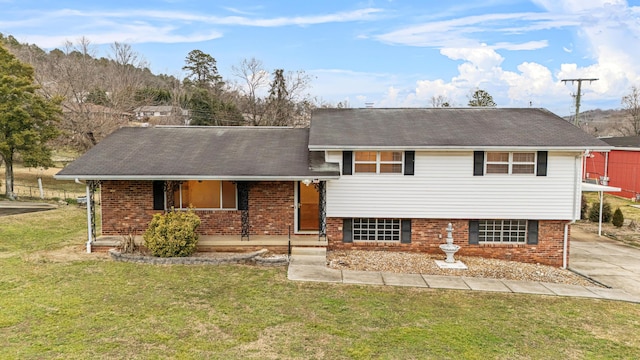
[101,180,295,237]
[327,217,569,267]
[101,180,569,267]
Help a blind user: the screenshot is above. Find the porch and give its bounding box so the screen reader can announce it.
[91,234,328,254]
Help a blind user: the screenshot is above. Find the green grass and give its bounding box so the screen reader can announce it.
[1,208,640,359]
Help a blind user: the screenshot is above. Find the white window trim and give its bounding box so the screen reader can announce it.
[353,151,404,175]
[174,181,238,211]
[479,219,527,244]
[485,151,536,175]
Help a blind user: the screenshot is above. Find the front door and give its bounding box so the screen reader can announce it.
[297,182,319,232]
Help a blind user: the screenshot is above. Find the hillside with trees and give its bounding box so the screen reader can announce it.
[0,33,318,153]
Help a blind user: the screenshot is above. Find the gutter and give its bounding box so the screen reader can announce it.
[56,175,342,181]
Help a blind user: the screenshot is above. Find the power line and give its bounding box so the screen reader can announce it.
[562,78,598,126]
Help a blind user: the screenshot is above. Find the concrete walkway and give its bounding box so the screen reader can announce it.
[287,246,640,304]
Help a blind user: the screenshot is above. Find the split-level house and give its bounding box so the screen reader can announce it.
[55,108,611,267]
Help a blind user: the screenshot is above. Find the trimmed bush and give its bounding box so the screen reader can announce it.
[580,194,589,220]
[588,202,612,223]
[143,209,201,257]
[612,208,624,228]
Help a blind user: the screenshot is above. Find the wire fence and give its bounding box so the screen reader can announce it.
[10,183,101,203]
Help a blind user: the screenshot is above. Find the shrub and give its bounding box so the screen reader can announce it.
[143,209,201,257]
[580,194,589,220]
[612,208,624,228]
[588,201,612,223]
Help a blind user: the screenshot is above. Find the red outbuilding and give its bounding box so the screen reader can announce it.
[585,136,640,200]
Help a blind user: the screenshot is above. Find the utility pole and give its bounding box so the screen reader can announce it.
[562,78,598,126]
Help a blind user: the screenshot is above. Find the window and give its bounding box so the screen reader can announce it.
[479,220,527,243]
[353,218,401,241]
[173,180,237,209]
[486,152,535,174]
[354,151,403,174]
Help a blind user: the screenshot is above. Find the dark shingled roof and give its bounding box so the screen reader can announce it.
[56,127,340,180]
[599,136,640,148]
[308,108,611,149]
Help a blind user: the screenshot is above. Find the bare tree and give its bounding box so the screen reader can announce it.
[231,57,270,126]
[621,86,640,135]
[38,38,130,149]
[431,95,451,108]
[105,42,149,112]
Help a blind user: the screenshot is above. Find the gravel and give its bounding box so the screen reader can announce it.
[327,250,600,287]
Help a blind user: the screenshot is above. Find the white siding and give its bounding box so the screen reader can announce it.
[326,151,581,220]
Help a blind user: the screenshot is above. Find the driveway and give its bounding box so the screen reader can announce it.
[570,226,640,297]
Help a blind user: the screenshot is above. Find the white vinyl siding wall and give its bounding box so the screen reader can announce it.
[326,151,581,220]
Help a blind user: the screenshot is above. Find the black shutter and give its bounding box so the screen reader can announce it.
[404,151,415,176]
[343,151,353,175]
[537,151,548,176]
[343,219,353,243]
[152,181,164,210]
[527,220,539,245]
[401,219,412,243]
[473,151,484,176]
[469,220,479,244]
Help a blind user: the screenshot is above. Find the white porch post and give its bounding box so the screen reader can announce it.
[598,190,604,237]
[85,183,93,253]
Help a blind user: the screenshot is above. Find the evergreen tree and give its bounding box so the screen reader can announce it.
[612,208,624,227]
[468,89,497,107]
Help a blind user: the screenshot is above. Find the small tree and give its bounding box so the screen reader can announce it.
[612,208,624,228]
[588,202,612,223]
[468,89,496,107]
[143,209,201,257]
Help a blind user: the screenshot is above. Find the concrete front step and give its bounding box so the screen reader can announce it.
[290,247,326,256]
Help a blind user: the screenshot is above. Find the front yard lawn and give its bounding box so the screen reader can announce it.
[1,207,639,359]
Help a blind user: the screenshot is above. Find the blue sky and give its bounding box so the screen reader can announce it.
[2,0,640,116]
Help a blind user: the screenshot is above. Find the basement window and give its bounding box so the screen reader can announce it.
[353,218,401,241]
[479,220,527,243]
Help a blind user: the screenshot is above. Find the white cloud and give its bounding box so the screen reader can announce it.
[6,6,383,47]
[368,0,640,113]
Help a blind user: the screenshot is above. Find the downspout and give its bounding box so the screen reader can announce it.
[565,152,584,269]
[76,178,93,253]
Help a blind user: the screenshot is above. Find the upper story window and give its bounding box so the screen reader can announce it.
[354,151,403,174]
[486,152,535,175]
[173,180,237,210]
